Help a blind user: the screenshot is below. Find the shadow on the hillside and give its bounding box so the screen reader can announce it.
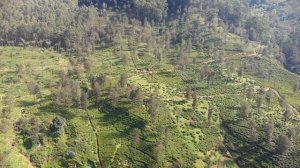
[37,102,76,120]
[223,123,278,167]
[97,101,146,137]
[18,100,37,107]
[157,71,175,77]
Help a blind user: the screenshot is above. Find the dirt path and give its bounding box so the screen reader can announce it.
[199,53,258,65]
[86,110,104,168]
[269,88,299,113]
[17,152,34,168]
[162,93,241,101]
[218,157,232,168]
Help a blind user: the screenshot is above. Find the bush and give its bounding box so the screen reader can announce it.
[68,151,76,158]
[50,116,66,137]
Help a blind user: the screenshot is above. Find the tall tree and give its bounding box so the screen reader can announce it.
[192,93,198,112]
[71,81,82,108]
[185,87,192,100]
[293,81,300,95]
[265,90,272,110]
[208,105,213,125]
[27,81,40,101]
[283,108,292,122]
[256,96,263,113]
[93,81,101,104]
[265,118,274,143]
[81,92,89,110]
[276,135,292,154]
[240,101,250,119]
[149,96,158,119]
[119,73,128,88]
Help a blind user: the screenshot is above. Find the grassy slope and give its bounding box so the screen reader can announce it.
[0,30,299,168]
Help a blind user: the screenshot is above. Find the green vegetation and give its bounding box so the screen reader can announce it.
[0,0,300,168]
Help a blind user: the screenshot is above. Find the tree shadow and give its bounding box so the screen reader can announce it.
[18,100,37,107]
[37,103,76,120]
[98,102,146,136]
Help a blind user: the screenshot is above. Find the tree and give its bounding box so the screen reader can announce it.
[265,90,271,110]
[256,96,263,113]
[93,81,101,103]
[130,88,144,104]
[121,54,129,67]
[293,81,300,95]
[276,135,292,154]
[208,105,213,124]
[50,117,66,138]
[149,96,157,119]
[283,108,292,121]
[240,101,250,119]
[192,93,198,112]
[81,92,89,110]
[27,81,40,101]
[287,127,296,141]
[71,81,81,108]
[278,96,287,108]
[109,87,118,108]
[2,95,13,118]
[249,122,258,143]
[246,87,255,99]
[132,128,141,148]
[119,73,128,88]
[185,87,192,100]
[83,59,92,73]
[207,71,216,87]
[238,66,244,77]
[265,118,274,143]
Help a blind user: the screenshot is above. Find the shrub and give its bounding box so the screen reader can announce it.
[50,116,66,137]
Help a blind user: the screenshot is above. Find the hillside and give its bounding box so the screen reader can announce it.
[0,0,300,168]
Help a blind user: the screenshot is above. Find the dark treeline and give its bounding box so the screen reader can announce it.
[0,0,300,73]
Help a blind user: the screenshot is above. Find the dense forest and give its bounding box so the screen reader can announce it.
[0,0,300,168]
[0,0,300,73]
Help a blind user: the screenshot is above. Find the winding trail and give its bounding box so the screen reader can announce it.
[86,110,104,168]
[269,88,299,113]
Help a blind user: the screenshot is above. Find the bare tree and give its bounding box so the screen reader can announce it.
[256,96,263,113]
[249,122,258,144]
[81,92,89,110]
[149,96,157,119]
[276,135,292,154]
[110,87,118,109]
[71,81,81,108]
[93,81,101,103]
[287,127,296,141]
[240,101,250,119]
[208,105,213,125]
[246,87,255,99]
[265,118,274,143]
[283,108,292,122]
[119,73,128,88]
[27,81,40,101]
[130,88,144,104]
[266,91,272,110]
[293,81,300,95]
[237,66,244,77]
[192,93,198,112]
[121,54,129,67]
[185,87,192,100]
[132,128,141,149]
